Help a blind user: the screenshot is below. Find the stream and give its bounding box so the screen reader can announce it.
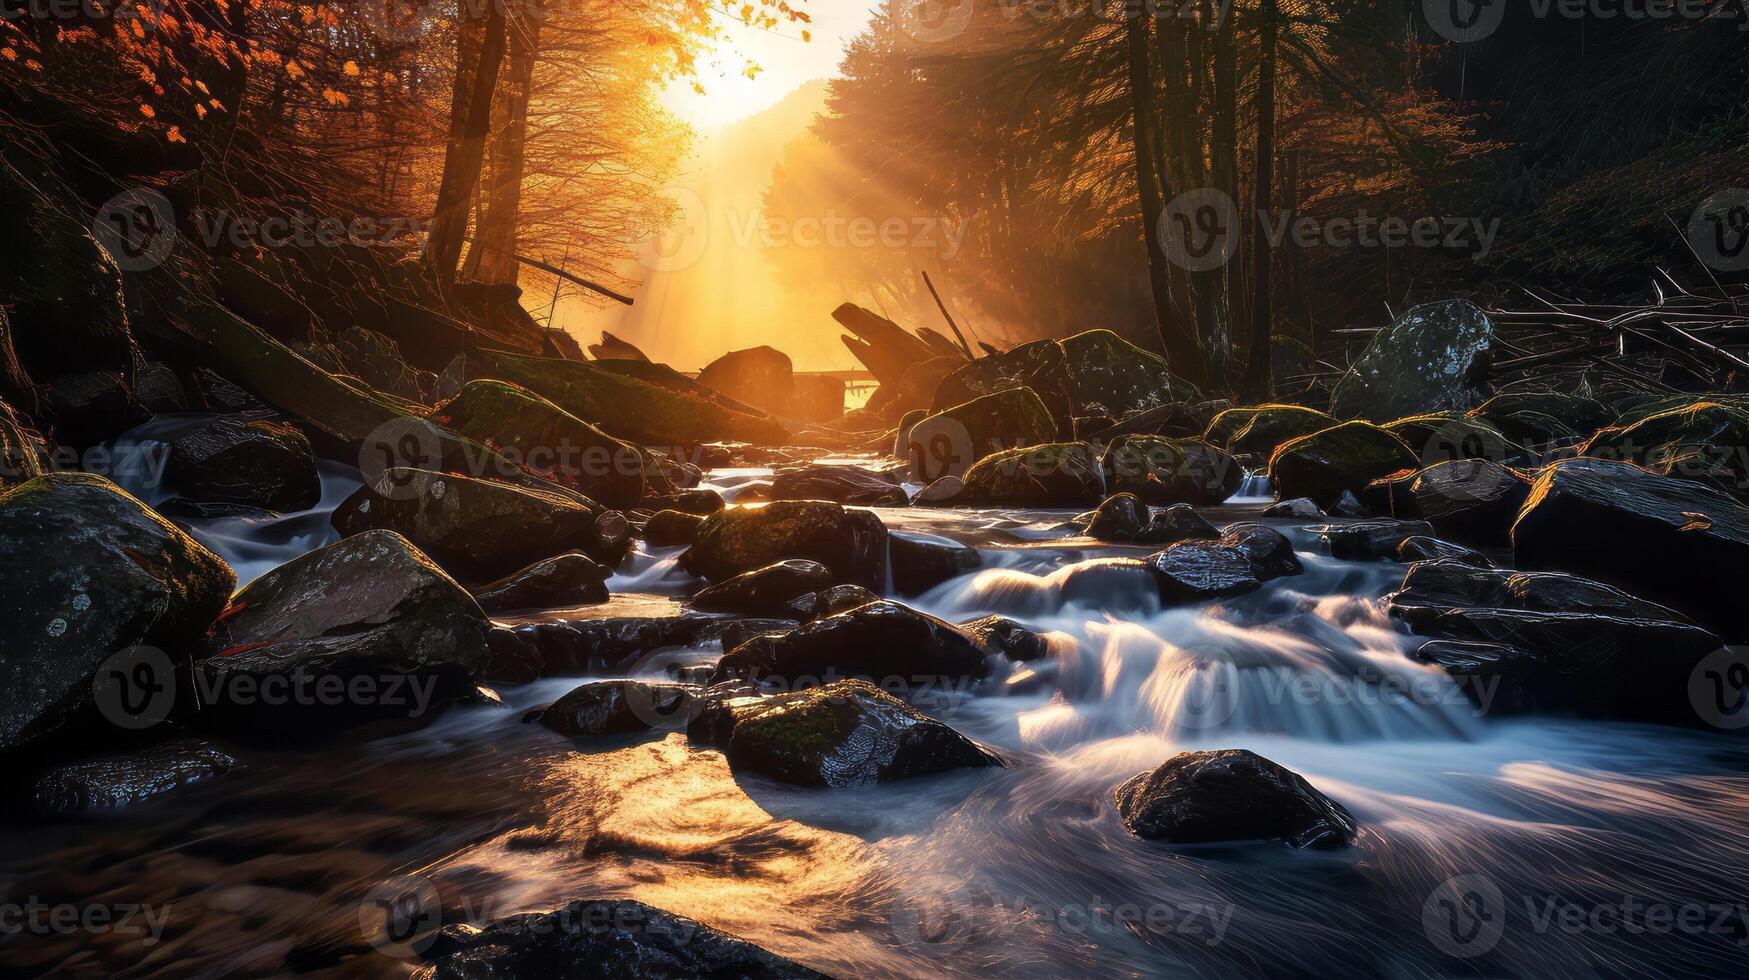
[4,464,1749,978]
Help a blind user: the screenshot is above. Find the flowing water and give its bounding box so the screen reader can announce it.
[6,466,1749,978]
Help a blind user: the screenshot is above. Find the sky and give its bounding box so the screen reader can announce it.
[659,1,883,131]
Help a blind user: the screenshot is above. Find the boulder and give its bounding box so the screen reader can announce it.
[474,553,611,613]
[1580,401,1749,497]
[1102,435,1241,505]
[693,560,835,617]
[1264,497,1324,518]
[1218,405,1338,457]
[1384,413,1527,471]
[27,739,238,815]
[1396,536,1492,567]
[1330,300,1495,422]
[333,468,608,583]
[903,387,1057,484]
[495,614,719,677]
[1317,520,1437,561]
[643,509,704,548]
[913,476,965,505]
[0,474,234,754]
[429,380,648,509]
[889,532,981,595]
[1409,459,1532,547]
[1115,749,1356,848]
[932,339,1076,437]
[44,370,147,449]
[800,584,881,621]
[682,500,889,589]
[644,488,725,516]
[769,465,908,507]
[689,679,1004,788]
[537,680,698,737]
[198,531,489,737]
[1147,524,1302,604]
[423,899,826,979]
[1470,389,1612,449]
[712,600,990,686]
[1268,422,1417,509]
[1086,493,1149,542]
[697,346,795,418]
[1138,504,1222,546]
[959,442,1106,508]
[1060,329,1187,418]
[158,414,322,513]
[1512,458,1749,637]
[959,615,1050,662]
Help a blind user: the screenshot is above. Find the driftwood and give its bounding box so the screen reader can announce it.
[831,303,967,388]
[921,270,976,359]
[589,331,651,362]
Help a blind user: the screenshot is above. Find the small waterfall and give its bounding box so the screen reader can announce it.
[605,545,701,595]
[1230,468,1274,503]
[177,462,361,585]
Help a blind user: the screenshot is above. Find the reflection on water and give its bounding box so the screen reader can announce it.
[7,492,1749,978]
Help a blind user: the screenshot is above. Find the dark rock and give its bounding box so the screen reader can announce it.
[889,532,981,595]
[537,680,699,736]
[1512,458,1749,638]
[959,442,1106,508]
[710,619,801,655]
[430,379,648,510]
[333,468,606,583]
[1410,640,1540,715]
[697,346,796,418]
[1386,412,1528,470]
[645,488,725,516]
[683,500,889,589]
[688,679,1004,787]
[1060,329,1189,418]
[1264,497,1325,518]
[1396,536,1493,566]
[1581,401,1749,496]
[1146,523,1301,604]
[1317,520,1437,561]
[644,509,705,548]
[0,474,234,754]
[1138,504,1221,546]
[913,476,965,505]
[1409,459,1532,547]
[693,560,835,617]
[903,387,1057,484]
[501,614,718,676]
[27,739,237,815]
[770,464,908,506]
[1222,523,1305,579]
[960,616,1050,662]
[157,414,321,513]
[931,338,1077,437]
[133,362,189,414]
[1102,435,1241,505]
[1330,300,1495,422]
[805,584,882,621]
[1086,493,1149,542]
[1115,749,1356,848]
[44,370,146,449]
[475,552,611,614]
[1222,405,1338,458]
[712,601,990,686]
[1390,558,1686,623]
[1470,389,1612,448]
[423,899,826,979]
[200,532,489,736]
[1268,421,1418,509]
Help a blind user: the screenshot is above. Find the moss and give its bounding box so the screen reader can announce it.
[904,387,1057,482]
[1269,422,1418,508]
[431,380,648,509]
[960,442,1105,507]
[1224,406,1339,457]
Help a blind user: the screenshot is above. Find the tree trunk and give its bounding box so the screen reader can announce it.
[1126,13,1205,388]
[465,18,539,285]
[426,0,509,291]
[1242,0,1280,400]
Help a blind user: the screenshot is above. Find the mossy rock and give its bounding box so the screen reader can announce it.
[959,442,1106,508]
[1269,422,1418,509]
[1384,413,1531,470]
[1102,435,1242,505]
[1581,401,1749,496]
[431,379,648,509]
[682,500,889,588]
[1060,329,1192,419]
[1207,404,1336,457]
[1330,300,1495,422]
[903,387,1057,484]
[932,339,1076,437]
[1469,389,1612,448]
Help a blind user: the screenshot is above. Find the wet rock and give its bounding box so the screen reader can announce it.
[430,379,648,510]
[0,474,234,754]
[1219,405,1338,458]
[1332,491,1369,518]
[1222,523,1305,579]
[689,679,1004,788]
[644,489,725,516]
[903,387,1057,484]
[1086,493,1149,542]
[889,532,981,595]
[1330,300,1494,422]
[537,680,698,737]
[1581,401,1749,496]
[158,414,321,513]
[1146,524,1301,604]
[1410,640,1539,715]
[802,584,881,621]
[683,500,889,589]
[1512,458,1749,637]
[697,346,796,418]
[333,468,606,584]
[770,464,908,507]
[1396,536,1493,567]
[959,442,1106,508]
[1385,412,1527,469]
[712,600,991,686]
[1268,421,1418,509]
[644,509,704,548]
[1391,558,1686,623]
[1060,329,1188,418]
[1317,520,1437,561]
[27,739,238,815]
[913,476,965,505]
[709,619,801,656]
[693,560,835,617]
[200,531,490,736]
[1409,459,1532,547]
[501,614,718,676]
[133,362,189,414]
[933,339,1077,436]
[474,552,611,614]
[1138,504,1222,546]
[1102,435,1242,505]
[44,370,146,449]
[1115,749,1356,848]
[1264,497,1324,518]
[1470,389,1611,448]
[959,616,1050,662]
[423,899,826,979]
